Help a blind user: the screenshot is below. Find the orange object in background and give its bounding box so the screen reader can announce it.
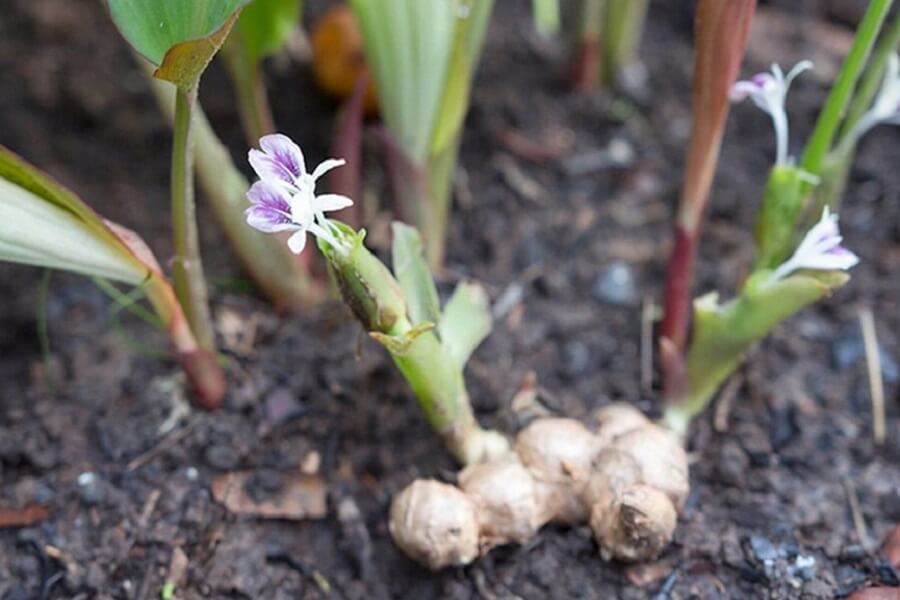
[311,5,379,116]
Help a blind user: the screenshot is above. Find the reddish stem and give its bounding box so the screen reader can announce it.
[569,38,600,91]
[329,74,368,228]
[660,226,695,352]
[660,0,756,401]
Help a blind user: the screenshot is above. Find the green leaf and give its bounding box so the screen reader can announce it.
[429,0,495,157]
[391,221,440,326]
[753,164,807,271]
[0,146,146,284]
[369,322,435,355]
[237,0,302,62]
[438,281,492,369]
[679,270,849,422]
[107,0,248,87]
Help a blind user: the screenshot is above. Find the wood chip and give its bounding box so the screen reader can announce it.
[212,471,327,520]
[0,504,49,528]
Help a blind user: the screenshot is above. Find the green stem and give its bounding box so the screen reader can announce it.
[800,0,893,177]
[665,271,849,435]
[319,223,509,465]
[604,0,648,83]
[839,14,900,144]
[142,61,323,310]
[222,35,275,146]
[171,84,216,352]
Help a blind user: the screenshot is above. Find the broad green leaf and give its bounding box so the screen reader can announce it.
[391,221,440,326]
[237,0,302,62]
[438,281,492,369]
[107,0,249,87]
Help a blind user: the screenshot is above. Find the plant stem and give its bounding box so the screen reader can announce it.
[800,0,893,177]
[604,0,648,82]
[659,0,756,369]
[222,35,275,146]
[143,62,323,311]
[171,84,216,352]
[839,15,900,144]
[320,223,509,465]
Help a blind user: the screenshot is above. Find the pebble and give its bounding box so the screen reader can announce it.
[204,445,239,471]
[561,341,591,377]
[593,261,636,306]
[76,472,105,506]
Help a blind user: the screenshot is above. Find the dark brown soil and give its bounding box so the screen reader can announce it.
[1,1,899,598]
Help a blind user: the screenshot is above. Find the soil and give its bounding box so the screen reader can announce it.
[1,0,899,598]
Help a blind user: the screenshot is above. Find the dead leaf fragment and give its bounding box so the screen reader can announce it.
[212,471,327,520]
[880,523,900,570]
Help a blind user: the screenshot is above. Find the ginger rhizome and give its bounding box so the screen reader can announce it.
[389,404,689,569]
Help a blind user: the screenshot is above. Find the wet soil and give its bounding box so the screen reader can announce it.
[1,0,899,598]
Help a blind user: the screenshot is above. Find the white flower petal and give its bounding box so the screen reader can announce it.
[314,193,354,212]
[286,229,308,254]
[311,158,347,181]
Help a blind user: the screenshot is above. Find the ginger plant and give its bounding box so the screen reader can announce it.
[243,134,691,568]
[243,133,507,465]
[661,0,892,434]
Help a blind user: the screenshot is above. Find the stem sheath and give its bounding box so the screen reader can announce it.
[171,84,216,352]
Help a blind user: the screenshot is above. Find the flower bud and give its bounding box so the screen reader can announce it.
[389,480,480,570]
[459,455,547,549]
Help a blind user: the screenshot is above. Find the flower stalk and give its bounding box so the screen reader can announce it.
[144,65,323,310]
[170,83,216,352]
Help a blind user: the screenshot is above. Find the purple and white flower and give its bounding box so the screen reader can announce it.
[245,134,353,254]
[843,52,900,147]
[770,207,859,282]
[731,61,813,166]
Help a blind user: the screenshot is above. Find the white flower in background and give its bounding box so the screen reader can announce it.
[731,61,813,166]
[843,52,900,147]
[770,207,859,282]
[245,134,353,254]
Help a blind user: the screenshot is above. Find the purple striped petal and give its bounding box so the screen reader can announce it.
[249,149,296,188]
[260,134,305,179]
[245,181,297,232]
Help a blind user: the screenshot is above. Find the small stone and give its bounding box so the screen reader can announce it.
[76,472,105,506]
[561,341,591,377]
[748,534,779,564]
[185,467,199,481]
[717,441,749,487]
[593,261,636,306]
[204,445,239,471]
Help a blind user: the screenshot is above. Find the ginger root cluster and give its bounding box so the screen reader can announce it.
[389,404,689,569]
